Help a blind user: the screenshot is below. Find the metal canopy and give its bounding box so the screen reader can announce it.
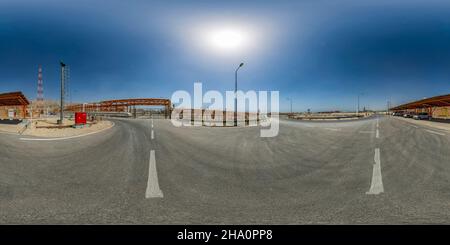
[66,98,171,112]
[391,94,450,111]
[0,92,30,106]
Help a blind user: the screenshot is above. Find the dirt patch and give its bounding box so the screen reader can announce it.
[21,118,113,138]
[289,112,374,121]
[0,124,24,134]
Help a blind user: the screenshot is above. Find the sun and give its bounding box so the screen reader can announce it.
[208,28,246,51]
[204,27,249,54]
[184,22,265,57]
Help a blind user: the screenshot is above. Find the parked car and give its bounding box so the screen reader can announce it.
[413,112,431,120]
[403,113,413,118]
[392,112,403,116]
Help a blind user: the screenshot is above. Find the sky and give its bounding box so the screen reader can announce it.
[0,0,449,112]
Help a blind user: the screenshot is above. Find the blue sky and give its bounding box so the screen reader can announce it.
[0,0,449,112]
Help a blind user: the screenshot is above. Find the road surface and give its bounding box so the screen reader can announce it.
[0,116,449,224]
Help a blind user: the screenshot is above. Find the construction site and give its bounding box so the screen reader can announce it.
[1,2,450,228]
[0,56,449,228]
[3,3,450,245]
[0,63,273,136]
[1,62,449,136]
[0,63,175,137]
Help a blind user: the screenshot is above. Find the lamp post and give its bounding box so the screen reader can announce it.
[357,93,364,117]
[286,97,293,114]
[82,103,88,112]
[234,62,244,126]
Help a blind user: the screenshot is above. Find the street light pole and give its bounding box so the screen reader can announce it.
[357,94,360,116]
[234,63,244,126]
[286,97,293,114]
[59,61,66,125]
[357,93,364,117]
[289,98,293,114]
[387,100,390,115]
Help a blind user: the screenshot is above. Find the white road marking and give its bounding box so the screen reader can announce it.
[146,150,163,198]
[20,122,115,141]
[366,148,384,195]
[151,129,154,139]
[324,127,341,131]
[359,131,373,134]
[0,131,19,136]
[411,125,418,128]
[376,118,380,138]
[425,129,446,136]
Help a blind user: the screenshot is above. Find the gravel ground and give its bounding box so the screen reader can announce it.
[0,124,23,134]
[21,120,113,138]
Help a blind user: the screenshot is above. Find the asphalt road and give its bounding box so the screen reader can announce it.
[0,115,449,224]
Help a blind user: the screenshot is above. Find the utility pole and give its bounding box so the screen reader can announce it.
[58,61,66,124]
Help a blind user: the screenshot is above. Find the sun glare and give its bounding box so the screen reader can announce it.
[208,28,246,51]
[184,21,268,58]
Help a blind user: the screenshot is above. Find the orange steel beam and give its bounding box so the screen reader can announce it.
[0,91,30,106]
[66,98,172,112]
[437,100,450,106]
[391,94,450,111]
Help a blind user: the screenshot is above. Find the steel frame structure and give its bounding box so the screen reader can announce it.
[0,91,30,119]
[391,94,450,110]
[66,98,172,118]
[390,94,450,115]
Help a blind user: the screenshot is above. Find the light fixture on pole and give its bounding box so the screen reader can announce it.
[234,62,244,126]
[357,92,364,117]
[286,97,293,114]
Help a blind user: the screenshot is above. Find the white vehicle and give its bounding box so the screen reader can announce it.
[413,112,431,120]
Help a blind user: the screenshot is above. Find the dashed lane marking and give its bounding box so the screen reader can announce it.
[145,150,163,198]
[324,128,341,131]
[425,129,446,136]
[359,131,373,134]
[366,148,384,195]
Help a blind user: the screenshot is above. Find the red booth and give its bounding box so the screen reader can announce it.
[75,112,87,125]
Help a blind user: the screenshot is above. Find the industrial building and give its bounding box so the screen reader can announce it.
[0,92,30,120]
[390,94,450,119]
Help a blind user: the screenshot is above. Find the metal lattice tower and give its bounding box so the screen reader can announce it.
[37,65,44,103]
[65,65,70,104]
[59,62,66,124]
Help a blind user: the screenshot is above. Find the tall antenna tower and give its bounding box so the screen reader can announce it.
[37,65,44,113]
[58,61,67,124]
[65,65,71,104]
